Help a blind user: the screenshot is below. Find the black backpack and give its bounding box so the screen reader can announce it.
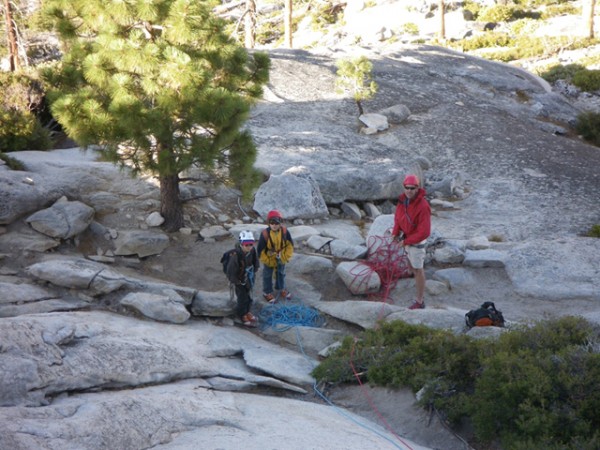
[220,248,243,275]
[465,302,505,328]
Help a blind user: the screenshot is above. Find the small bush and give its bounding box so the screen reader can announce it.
[526,0,572,7]
[579,53,600,67]
[0,108,52,152]
[572,69,600,92]
[478,47,522,62]
[509,18,540,36]
[0,151,25,170]
[479,5,519,23]
[463,0,482,19]
[310,1,344,31]
[541,63,587,83]
[0,71,53,152]
[460,32,512,51]
[512,8,542,20]
[576,111,600,146]
[401,22,419,36]
[541,3,580,19]
[586,224,600,238]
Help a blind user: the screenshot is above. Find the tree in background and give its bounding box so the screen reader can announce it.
[586,0,596,39]
[334,56,377,116]
[41,0,270,232]
[438,0,446,41]
[245,0,256,48]
[2,0,21,71]
[284,0,292,48]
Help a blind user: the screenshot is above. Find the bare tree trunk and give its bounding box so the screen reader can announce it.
[245,0,256,49]
[284,0,292,48]
[438,0,446,41]
[587,0,596,39]
[3,0,20,71]
[356,100,364,116]
[157,144,183,232]
[160,173,184,232]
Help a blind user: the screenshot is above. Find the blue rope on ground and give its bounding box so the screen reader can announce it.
[258,300,325,331]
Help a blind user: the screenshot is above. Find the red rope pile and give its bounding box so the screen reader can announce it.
[347,235,412,303]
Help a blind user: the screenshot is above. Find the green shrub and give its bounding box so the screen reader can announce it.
[541,63,587,83]
[512,8,542,20]
[0,71,53,152]
[509,18,540,36]
[313,317,600,448]
[474,36,596,63]
[586,224,600,238]
[573,69,600,92]
[0,108,52,151]
[460,32,512,51]
[478,47,522,62]
[479,5,519,23]
[541,3,580,19]
[576,111,600,146]
[310,0,344,31]
[0,151,25,170]
[463,0,482,19]
[526,0,572,6]
[579,53,600,67]
[470,318,600,448]
[401,22,419,36]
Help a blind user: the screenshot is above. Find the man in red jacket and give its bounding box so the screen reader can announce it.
[391,174,431,310]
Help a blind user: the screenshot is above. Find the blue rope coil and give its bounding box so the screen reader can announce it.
[258,301,325,331]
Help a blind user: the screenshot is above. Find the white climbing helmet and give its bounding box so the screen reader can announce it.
[239,230,255,244]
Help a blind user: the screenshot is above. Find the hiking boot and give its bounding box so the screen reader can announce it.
[263,293,276,303]
[280,289,291,300]
[408,301,425,310]
[241,312,257,326]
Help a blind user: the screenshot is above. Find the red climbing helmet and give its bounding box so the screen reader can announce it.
[403,174,420,187]
[266,210,283,222]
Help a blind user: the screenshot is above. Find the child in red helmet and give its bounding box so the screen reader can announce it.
[257,210,294,303]
[391,174,431,310]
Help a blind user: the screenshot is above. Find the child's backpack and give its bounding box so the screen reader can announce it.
[465,302,505,328]
[261,226,288,249]
[220,248,243,275]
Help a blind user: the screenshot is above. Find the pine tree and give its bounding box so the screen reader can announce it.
[334,56,377,116]
[41,0,270,231]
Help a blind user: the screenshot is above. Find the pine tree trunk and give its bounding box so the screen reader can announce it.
[284,0,293,48]
[3,0,20,71]
[159,173,184,232]
[356,100,364,116]
[587,0,596,39]
[438,0,446,41]
[245,0,256,49]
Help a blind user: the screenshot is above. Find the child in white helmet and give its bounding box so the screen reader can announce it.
[226,230,260,326]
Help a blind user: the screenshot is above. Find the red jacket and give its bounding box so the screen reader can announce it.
[392,188,431,245]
